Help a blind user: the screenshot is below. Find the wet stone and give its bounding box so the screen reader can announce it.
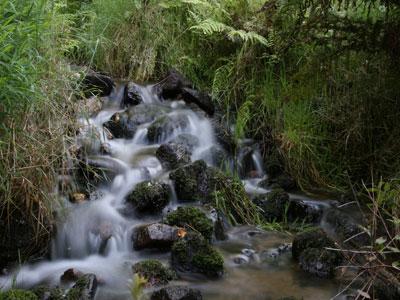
[60,268,84,283]
[298,247,341,278]
[123,82,143,107]
[156,142,191,170]
[133,223,182,250]
[171,133,199,152]
[66,273,98,300]
[147,114,190,143]
[151,286,202,300]
[82,72,114,97]
[292,228,336,260]
[132,260,176,287]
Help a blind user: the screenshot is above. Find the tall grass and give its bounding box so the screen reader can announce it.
[0,0,77,250]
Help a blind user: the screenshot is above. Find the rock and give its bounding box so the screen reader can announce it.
[69,193,87,204]
[171,134,199,152]
[181,87,214,116]
[253,189,290,221]
[169,160,215,202]
[66,273,98,300]
[133,223,182,250]
[157,69,193,99]
[82,72,114,97]
[151,286,202,300]
[0,289,38,300]
[171,232,224,278]
[61,268,84,283]
[127,181,170,214]
[325,209,368,246]
[32,286,64,300]
[203,146,227,168]
[104,104,165,139]
[147,114,190,143]
[123,82,143,107]
[156,142,191,170]
[253,189,322,223]
[75,157,121,189]
[132,260,176,287]
[298,247,341,278]
[292,229,336,260]
[258,173,297,192]
[214,211,230,241]
[165,207,213,240]
[103,111,137,139]
[237,146,258,178]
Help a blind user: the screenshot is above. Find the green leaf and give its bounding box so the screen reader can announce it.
[375,236,387,245]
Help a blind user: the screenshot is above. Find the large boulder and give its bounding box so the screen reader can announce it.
[127,181,170,214]
[66,274,98,300]
[122,82,143,107]
[151,286,202,300]
[171,232,224,278]
[82,72,114,97]
[165,207,213,240]
[132,260,176,287]
[133,223,182,250]
[156,143,191,170]
[147,114,190,143]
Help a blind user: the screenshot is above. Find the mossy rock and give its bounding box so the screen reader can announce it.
[165,207,213,240]
[151,286,202,300]
[127,181,170,214]
[147,114,190,143]
[253,188,290,222]
[132,260,176,287]
[156,142,191,170]
[292,228,336,260]
[0,290,38,300]
[171,232,224,278]
[298,247,341,278]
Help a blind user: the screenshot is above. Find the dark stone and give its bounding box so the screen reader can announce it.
[133,223,181,250]
[60,268,83,283]
[157,69,194,100]
[171,232,224,278]
[325,209,368,246]
[156,143,191,170]
[204,146,227,168]
[258,173,297,192]
[292,229,336,260]
[66,273,98,300]
[123,82,143,107]
[132,260,176,287]
[147,114,190,143]
[151,286,202,300]
[82,72,114,97]
[181,88,214,116]
[165,207,213,240]
[127,181,170,214]
[0,289,38,300]
[214,211,230,241]
[298,248,341,278]
[253,189,322,223]
[104,104,165,139]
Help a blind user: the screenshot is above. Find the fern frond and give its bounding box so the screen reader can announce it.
[190,19,229,35]
[227,29,270,46]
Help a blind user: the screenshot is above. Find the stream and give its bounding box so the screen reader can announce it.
[0,77,350,299]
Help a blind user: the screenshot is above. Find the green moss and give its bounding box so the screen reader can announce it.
[0,290,38,300]
[165,207,213,240]
[127,181,170,213]
[132,259,176,286]
[31,286,64,300]
[171,232,224,278]
[292,228,335,260]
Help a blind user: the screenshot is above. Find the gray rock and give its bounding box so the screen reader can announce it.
[123,82,143,107]
[133,223,181,250]
[66,273,98,300]
[147,114,190,143]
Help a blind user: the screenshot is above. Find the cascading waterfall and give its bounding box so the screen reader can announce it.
[0,80,346,300]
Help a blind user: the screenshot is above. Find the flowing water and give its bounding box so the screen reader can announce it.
[0,83,348,299]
